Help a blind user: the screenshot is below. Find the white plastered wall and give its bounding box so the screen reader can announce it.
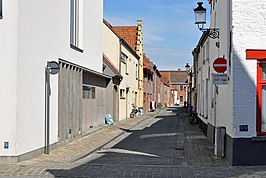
[206,0,234,137]
[232,0,266,138]
[120,45,139,119]
[0,0,19,156]
[0,0,103,156]
[102,24,120,68]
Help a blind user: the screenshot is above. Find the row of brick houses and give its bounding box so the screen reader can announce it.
[0,0,183,162]
[189,0,266,166]
[102,19,172,120]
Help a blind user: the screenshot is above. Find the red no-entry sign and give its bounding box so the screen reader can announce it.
[213,57,227,73]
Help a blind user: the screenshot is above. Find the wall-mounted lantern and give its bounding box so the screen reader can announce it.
[194,2,219,39]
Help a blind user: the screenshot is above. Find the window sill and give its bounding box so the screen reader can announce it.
[70,44,84,53]
[0,16,2,19]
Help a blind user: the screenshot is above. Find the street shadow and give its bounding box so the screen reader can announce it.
[46,107,235,177]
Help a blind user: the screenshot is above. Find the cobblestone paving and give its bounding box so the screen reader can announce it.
[1,108,266,178]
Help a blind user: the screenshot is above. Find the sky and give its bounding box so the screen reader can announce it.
[103,0,210,70]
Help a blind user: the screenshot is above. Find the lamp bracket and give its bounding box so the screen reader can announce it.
[200,28,219,39]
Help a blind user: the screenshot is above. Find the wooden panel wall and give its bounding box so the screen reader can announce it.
[58,62,82,141]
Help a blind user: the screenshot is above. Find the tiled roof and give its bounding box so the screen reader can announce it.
[170,75,187,84]
[160,71,170,85]
[143,54,154,73]
[143,54,153,66]
[170,71,187,84]
[103,19,139,59]
[112,26,138,51]
[102,54,123,78]
[159,71,188,85]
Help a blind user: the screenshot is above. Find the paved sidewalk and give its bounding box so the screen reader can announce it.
[0,109,163,177]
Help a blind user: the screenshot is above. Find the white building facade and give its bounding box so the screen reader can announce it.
[0,0,106,162]
[103,20,139,121]
[193,0,266,165]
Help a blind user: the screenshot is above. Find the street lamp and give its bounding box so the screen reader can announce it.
[193,2,219,39]
[184,63,191,108]
[185,63,190,72]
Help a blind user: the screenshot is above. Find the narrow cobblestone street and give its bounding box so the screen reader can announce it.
[1,107,266,177]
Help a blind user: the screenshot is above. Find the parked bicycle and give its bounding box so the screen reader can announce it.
[130,105,138,118]
[187,106,199,125]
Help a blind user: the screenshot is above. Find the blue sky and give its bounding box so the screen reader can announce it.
[103,0,210,70]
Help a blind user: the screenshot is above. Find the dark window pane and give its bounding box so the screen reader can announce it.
[262,86,266,132]
[0,0,2,18]
[262,64,266,80]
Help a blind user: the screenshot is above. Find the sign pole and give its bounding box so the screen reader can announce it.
[44,61,60,154]
[45,63,50,154]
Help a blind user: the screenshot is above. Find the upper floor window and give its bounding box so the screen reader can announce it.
[180,85,183,91]
[120,52,128,74]
[136,64,138,79]
[0,0,3,19]
[120,52,127,63]
[70,0,83,52]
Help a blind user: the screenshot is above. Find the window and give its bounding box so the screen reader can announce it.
[120,89,125,99]
[0,0,3,19]
[180,85,183,91]
[120,52,128,74]
[0,0,2,19]
[257,62,266,134]
[136,64,138,79]
[135,92,138,106]
[246,49,266,136]
[120,52,127,63]
[180,96,183,102]
[70,0,83,51]
[262,64,266,79]
[83,86,95,99]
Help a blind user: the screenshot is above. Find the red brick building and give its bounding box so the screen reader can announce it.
[143,54,154,113]
[160,70,188,106]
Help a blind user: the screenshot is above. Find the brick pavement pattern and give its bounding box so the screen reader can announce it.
[0,107,266,178]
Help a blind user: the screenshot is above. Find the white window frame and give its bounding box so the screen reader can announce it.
[70,0,83,51]
[120,52,128,75]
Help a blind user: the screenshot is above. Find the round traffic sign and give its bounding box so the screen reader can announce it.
[213,57,227,73]
[48,61,60,75]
